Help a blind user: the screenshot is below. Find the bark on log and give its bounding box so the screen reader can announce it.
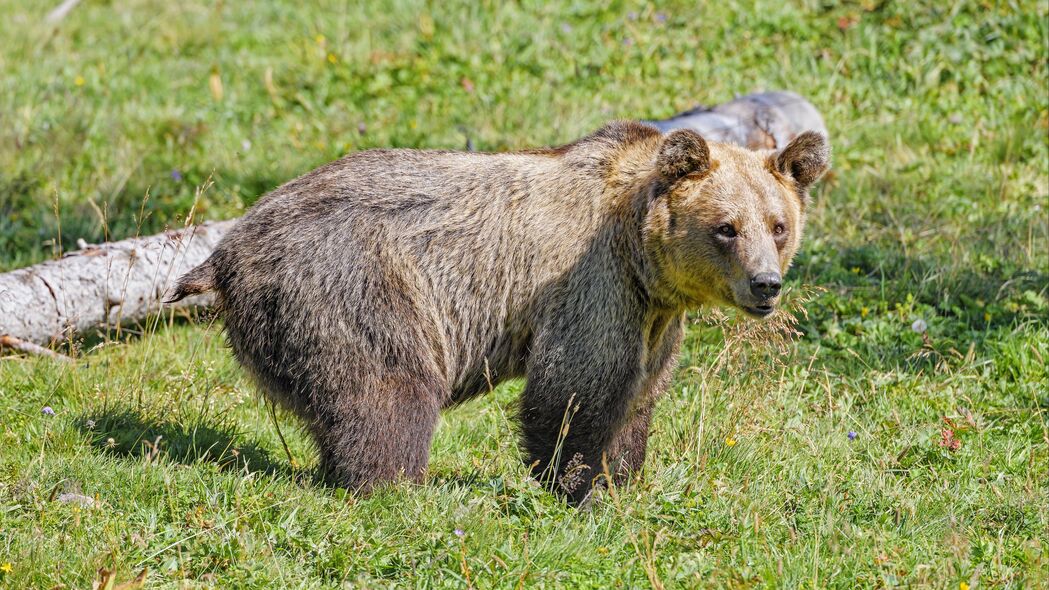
[645,91,828,148]
[0,335,73,362]
[0,221,233,348]
[0,91,826,353]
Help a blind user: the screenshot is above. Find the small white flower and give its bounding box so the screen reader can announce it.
[241,139,252,152]
[911,319,928,333]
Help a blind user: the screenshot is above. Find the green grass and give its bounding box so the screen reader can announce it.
[1,0,1047,587]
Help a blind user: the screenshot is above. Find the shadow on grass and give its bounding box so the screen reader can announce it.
[64,306,223,355]
[76,405,294,478]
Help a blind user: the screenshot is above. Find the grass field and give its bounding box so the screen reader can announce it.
[1,0,1047,587]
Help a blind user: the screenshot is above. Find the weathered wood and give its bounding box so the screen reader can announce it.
[644,91,828,148]
[0,91,827,351]
[0,335,73,362]
[0,221,233,349]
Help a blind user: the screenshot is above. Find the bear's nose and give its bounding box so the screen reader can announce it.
[749,272,782,299]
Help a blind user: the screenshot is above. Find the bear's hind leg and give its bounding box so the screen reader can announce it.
[311,370,444,493]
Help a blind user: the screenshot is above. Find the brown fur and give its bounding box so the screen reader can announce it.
[169,121,828,503]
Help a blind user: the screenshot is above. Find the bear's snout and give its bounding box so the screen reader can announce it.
[749,272,782,300]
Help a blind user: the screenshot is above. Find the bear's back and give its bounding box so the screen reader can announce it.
[209,123,662,395]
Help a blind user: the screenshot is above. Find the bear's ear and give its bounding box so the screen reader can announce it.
[773,131,830,190]
[657,129,711,180]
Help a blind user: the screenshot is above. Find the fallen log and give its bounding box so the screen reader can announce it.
[0,335,73,363]
[0,220,233,349]
[644,91,827,149]
[0,91,827,355]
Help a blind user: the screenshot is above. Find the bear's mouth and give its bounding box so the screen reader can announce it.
[741,304,775,318]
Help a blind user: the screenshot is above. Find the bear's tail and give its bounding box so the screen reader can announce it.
[164,259,217,303]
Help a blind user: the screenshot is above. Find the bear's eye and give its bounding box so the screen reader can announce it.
[716,224,737,238]
[773,223,786,236]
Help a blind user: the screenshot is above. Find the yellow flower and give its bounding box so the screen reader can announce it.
[983,312,991,323]
[327,53,337,64]
[959,582,969,590]
[860,307,869,318]
[314,34,325,44]
[74,75,85,86]
[725,436,737,447]
[0,562,11,573]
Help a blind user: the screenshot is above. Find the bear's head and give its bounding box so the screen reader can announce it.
[644,128,829,317]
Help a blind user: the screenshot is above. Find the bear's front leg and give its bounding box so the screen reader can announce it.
[605,313,685,484]
[605,406,654,485]
[520,319,647,504]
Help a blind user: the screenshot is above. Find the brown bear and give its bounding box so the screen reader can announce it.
[167,121,829,503]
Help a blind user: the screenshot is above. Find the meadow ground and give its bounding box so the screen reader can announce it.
[1,0,1047,587]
